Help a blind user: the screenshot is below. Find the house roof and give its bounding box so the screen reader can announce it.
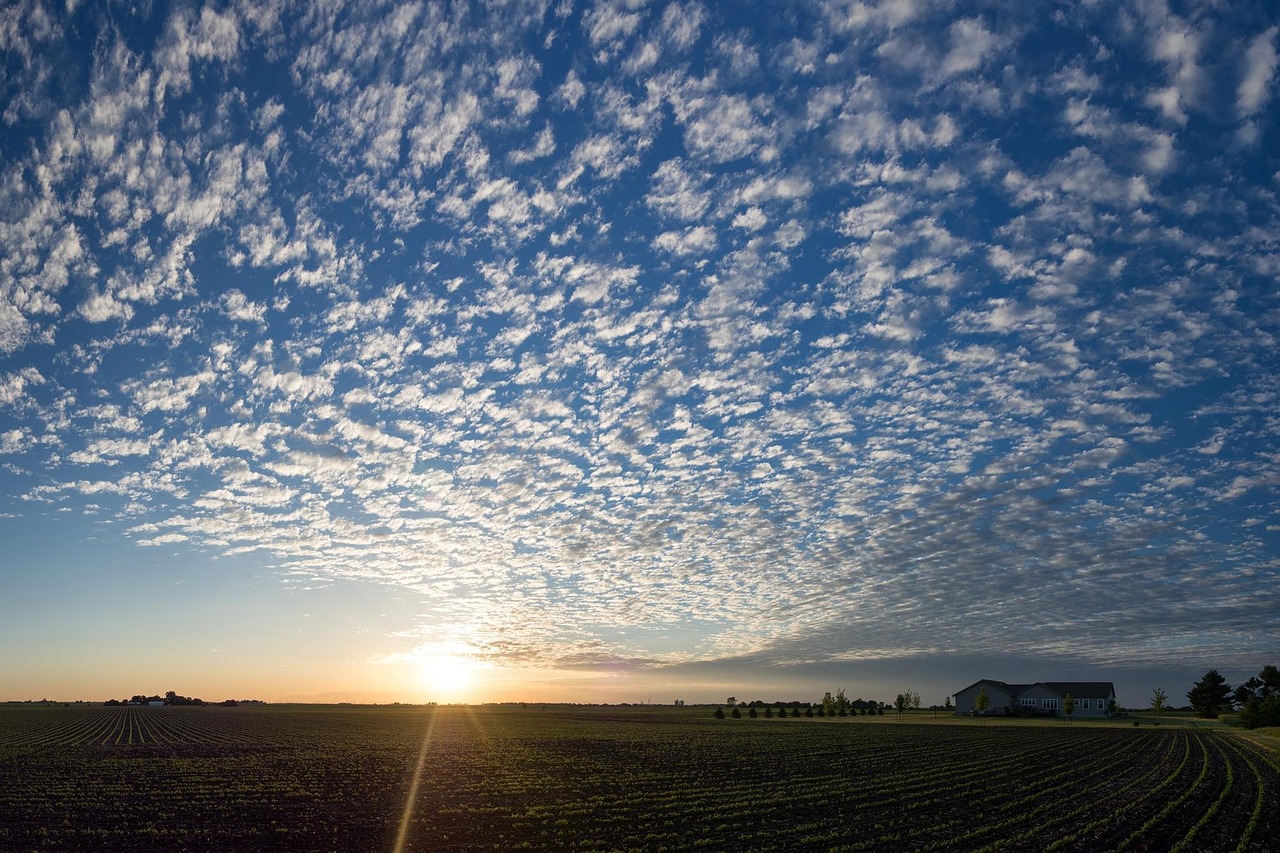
[1033,682,1115,699]
[954,679,1029,695]
[954,679,1116,700]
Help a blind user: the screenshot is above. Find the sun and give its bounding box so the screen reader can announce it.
[419,653,478,701]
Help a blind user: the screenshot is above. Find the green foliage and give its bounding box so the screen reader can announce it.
[1151,688,1168,717]
[1234,663,1280,729]
[713,708,725,719]
[1063,693,1076,721]
[731,707,741,719]
[975,686,990,717]
[1187,670,1233,719]
[1238,696,1280,729]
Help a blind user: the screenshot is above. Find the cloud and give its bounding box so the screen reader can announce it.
[1237,27,1278,119]
[0,0,1276,687]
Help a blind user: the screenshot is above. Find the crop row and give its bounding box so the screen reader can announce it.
[0,706,273,751]
[0,706,1276,851]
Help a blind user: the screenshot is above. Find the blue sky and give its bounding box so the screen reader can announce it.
[1,0,1277,706]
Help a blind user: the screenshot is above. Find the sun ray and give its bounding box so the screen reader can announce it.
[393,707,437,853]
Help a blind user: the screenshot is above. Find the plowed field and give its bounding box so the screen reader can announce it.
[0,705,1275,851]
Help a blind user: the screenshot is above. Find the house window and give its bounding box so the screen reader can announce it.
[1042,698,1058,710]
[1081,699,1090,710]
[1021,698,1036,708]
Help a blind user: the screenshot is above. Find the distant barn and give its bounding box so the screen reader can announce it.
[953,679,1116,717]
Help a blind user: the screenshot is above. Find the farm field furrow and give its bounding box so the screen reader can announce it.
[0,705,1276,852]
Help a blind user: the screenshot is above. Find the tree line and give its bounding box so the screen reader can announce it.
[102,691,265,707]
[1149,665,1279,729]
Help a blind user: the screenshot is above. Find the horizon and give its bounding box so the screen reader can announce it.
[1,1,1278,712]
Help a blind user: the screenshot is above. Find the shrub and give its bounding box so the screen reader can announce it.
[713,708,725,719]
[731,707,741,718]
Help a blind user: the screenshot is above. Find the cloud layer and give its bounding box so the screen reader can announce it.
[1,0,1277,678]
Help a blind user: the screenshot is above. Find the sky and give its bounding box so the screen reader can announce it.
[1,0,1278,709]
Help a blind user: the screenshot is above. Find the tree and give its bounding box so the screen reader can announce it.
[1151,688,1168,724]
[894,693,907,717]
[731,707,741,718]
[727,696,736,707]
[1236,664,1280,729]
[713,707,725,719]
[975,686,990,719]
[1063,693,1076,723]
[943,696,954,714]
[1187,670,1233,719]
[1107,698,1117,716]
[1234,678,1263,708]
[821,692,836,716]
[835,688,850,714]
[748,706,758,718]
[1260,664,1280,696]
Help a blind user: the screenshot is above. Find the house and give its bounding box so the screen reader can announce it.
[953,679,1116,717]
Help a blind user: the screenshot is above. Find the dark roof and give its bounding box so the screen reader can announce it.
[954,679,1116,700]
[1030,682,1115,699]
[955,679,1030,695]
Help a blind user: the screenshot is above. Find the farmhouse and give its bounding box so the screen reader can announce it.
[953,679,1116,717]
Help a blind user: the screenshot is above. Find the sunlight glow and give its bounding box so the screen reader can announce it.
[420,653,480,702]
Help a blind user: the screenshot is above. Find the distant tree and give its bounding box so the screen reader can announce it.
[835,688,850,714]
[944,696,954,714]
[1233,678,1264,708]
[1063,693,1076,722]
[805,706,814,717]
[1260,664,1280,696]
[1151,688,1168,723]
[731,707,741,718]
[748,706,758,718]
[713,707,725,719]
[1187,670,1233,719]
[821,692,836,715]
[1234,664,1279,729]
[894,694,907,717]
[727,696,736,707]
[975,686,990,719]
[764,707,773,718]
[1107,699,1117,716]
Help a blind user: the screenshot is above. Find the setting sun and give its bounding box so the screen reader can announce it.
[419,654,479,702]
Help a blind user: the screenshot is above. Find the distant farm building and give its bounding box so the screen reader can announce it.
[953,679,1116,717]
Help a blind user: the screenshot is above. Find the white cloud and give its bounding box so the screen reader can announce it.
[1237,27,1278,119]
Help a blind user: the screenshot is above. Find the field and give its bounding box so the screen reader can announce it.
[1,704,1277,851]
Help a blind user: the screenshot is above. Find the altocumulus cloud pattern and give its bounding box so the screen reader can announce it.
[0,0,1277,674]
